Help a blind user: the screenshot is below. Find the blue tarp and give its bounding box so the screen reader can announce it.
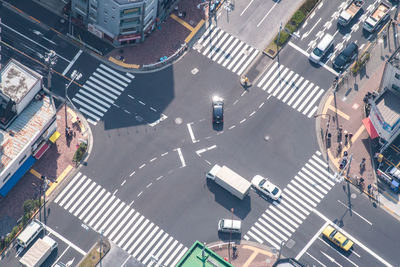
[0,156,37,197]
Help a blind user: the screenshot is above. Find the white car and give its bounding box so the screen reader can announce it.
[251,175,282,200]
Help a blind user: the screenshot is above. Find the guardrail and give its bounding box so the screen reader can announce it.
[141,43,187,71]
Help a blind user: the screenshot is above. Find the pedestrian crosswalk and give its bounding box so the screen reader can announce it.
[257,62,324,118]
[244,151,336,248]
[72,64,134,126]
[54,173,187,266]
[194,25,259,75]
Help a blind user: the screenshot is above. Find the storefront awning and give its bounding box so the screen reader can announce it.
[362,117,379,139]
[34,143,49,159]
[49,131,61,143]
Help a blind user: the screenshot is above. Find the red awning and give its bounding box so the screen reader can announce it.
[362,118,379,139]
[34,143,49,159]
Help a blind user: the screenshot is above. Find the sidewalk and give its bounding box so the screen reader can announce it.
[315,20,400,219]
[0,104,91,237]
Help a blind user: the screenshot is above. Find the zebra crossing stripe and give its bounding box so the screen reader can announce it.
[73,98,104,117]
[297,172,328,194]
[280,193,310,215]
[261,215,291,237]
[78,90,111,108]
[113,212,140,244]
[244,235,250,240]
[307,106,318,118]
[164,243,183,266]
[218,38,240,64]
[258,62,279,87]
[222,41,245,67]
[203,30,224,55]
[209,32,230,59]
[76,94,108,113]
[283,189,313,211]
[272,69,294,96]
[213,35,234,61]
[277,73,298,100]
[278,199,306,220]
[143,233,169,265]
[100,64,132,83]
[257,218,288,241]
[285,79,308,104]
[69,180,96,214]
[120,216,146,249]
[79,108,100,122]
[126,73,135,79]
[255,222,283,245]
[270,206,299,228]
[54,173,81,203]
[268,67,289,94]
[282,76,304,103]
[107,209,135,239]
[266,210,296,232]
[85,82,118,100]
[137,229,164,261]
[297,85,320,112]
[97,201,125,231]
[276,203,303,224]
[127,221,154,254]
[79,188,106,220]
[291,180,321,203]
[227,44,249,70]
[103,205,130,236]
[302,88,324,115]
[82,85,114,104]
[89,77,122,95]
[231,46,253,73]
[307,160,336,185]
[93,198,121,230]
[251,226,279,248]
[263,65,284,91]
[159,240,179,265]
[74,184,101,217]
[312,154,329,168]
[301,167,332,190]
[84,191,111,224]
[287,184,317,207]
[59,175,86,207]
[294,175,325,198]
[247,230,264,244]
[171,248,189,267]
[237,49,259,75]
[92,72,126,91]
[292,83,314,109]
[88,195,116,227]
[153,236,174,263]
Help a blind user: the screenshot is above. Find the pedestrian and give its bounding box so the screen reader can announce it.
[348,132,353,141]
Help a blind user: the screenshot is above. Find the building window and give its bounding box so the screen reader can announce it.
[395,73,400,80]
[392,83,400,92]
[19,155,27,165]
[121,27,137,33]
[104,19,108,23]
[121,17,140,23]
[122,7,140,15]
[3,173,11,183]
[112,16,115,20]
[90,4,97,10]
[104,10,108,15]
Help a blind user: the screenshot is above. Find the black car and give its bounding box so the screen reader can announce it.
[333,42,358,71]
[212,96,224,124]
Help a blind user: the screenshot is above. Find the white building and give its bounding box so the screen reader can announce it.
[0,60,58,197]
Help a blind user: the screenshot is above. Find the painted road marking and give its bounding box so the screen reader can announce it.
[337,200,372,225]
[240,0,256,16]
[295,221,330,260]
[63,50,83,75]
[257,2,278,27]
[46,225,86,255]
[175,148,186,168]
[186,123,199,143]
[196,145,217,156]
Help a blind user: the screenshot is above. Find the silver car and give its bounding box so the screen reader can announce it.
[251,175,282,200]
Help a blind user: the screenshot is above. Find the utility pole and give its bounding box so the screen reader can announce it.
[64,70,82,131]
[228,207,234,263]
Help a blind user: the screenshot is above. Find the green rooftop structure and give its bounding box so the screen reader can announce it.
[176,241,234,267]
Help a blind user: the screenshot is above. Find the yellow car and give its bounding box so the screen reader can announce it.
[322,225,354,251]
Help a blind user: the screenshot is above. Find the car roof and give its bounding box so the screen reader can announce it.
[342,42,358,56]
[261,179,276,192]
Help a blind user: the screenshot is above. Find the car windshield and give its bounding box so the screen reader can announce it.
[338,53,347,61]
[329,230,337,239]
[259,179,266,187]
[313,47,324,57]
[342,239,349,246]
[272,187,280,195]
[214,106,223,117]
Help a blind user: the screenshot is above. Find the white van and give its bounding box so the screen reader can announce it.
[16,220,43,248]
[309,33,334,63]
[218,219,241,233]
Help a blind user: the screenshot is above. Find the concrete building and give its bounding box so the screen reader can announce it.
[0,60,58,197]
[71,0,179,45]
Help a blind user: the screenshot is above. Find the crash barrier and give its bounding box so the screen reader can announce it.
[141,43,187,71]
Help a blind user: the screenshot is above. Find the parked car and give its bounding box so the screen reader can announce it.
[218,219,241,234]
[251,175,282,200]
[333,42,358,71]
[322,224,354,251]
[212,96,224,124]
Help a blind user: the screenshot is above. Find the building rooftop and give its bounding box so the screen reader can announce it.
[0,60,40,104]
[176,241,233,267]
[0,96,55,171]
[376,90,400,127]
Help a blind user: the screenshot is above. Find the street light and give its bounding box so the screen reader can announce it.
[65,70,82,132]
[33,176,57,232]
[44,50,57,91]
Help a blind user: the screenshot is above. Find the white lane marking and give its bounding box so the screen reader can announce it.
[126,73,135,79]
[139,164,146,169]
[257,2,278,27]
[319,249,344,266]
[113,189,118,195]
[241,91,247,97]
[319,238,357,266]
[121,180,126,186]
[139,101,146,105]
[205,160,211,165]
[295,221,330,260]
[146,183,152,188]
[62,50,83,75]
[240,118,246,124]
[196,145,217,156]
[288,42,339,76]
[130,171,135,177]
[150,157,157,162]
[306,252,327,267]
[233,100,239,105]
[240,0,256,16]
[156,175,164,181]
[46,225,86,255]
[337,200,372,225]
[175,148,186,168]
[228,125,236,130]
[148,114,168,127]
[138,191,143,197]
[1,23,70,62]
[186,123,199,143]
[100,64,131,83]
[124,110,131,114]
[161,152,168,156]
[150,107,157,112]
[128,95,135,99]
[313,210,393,267]
[121,255,132,267]
[249,111,256,117]
[112,103,120,108]
[53,245,70,266]
[303,18,322,39]
[259,102,264,108]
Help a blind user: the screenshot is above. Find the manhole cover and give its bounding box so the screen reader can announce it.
[135,115,143,122]
[175,117,183,124]
[286,239,295,249]
[193,43,203,51]
[351,193,357,199]
[267,49,275,55]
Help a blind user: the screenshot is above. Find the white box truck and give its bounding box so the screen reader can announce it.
[19,236,58,267]
[363,1,391,32]
[338,0,364,26]
[206,164,251,200]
